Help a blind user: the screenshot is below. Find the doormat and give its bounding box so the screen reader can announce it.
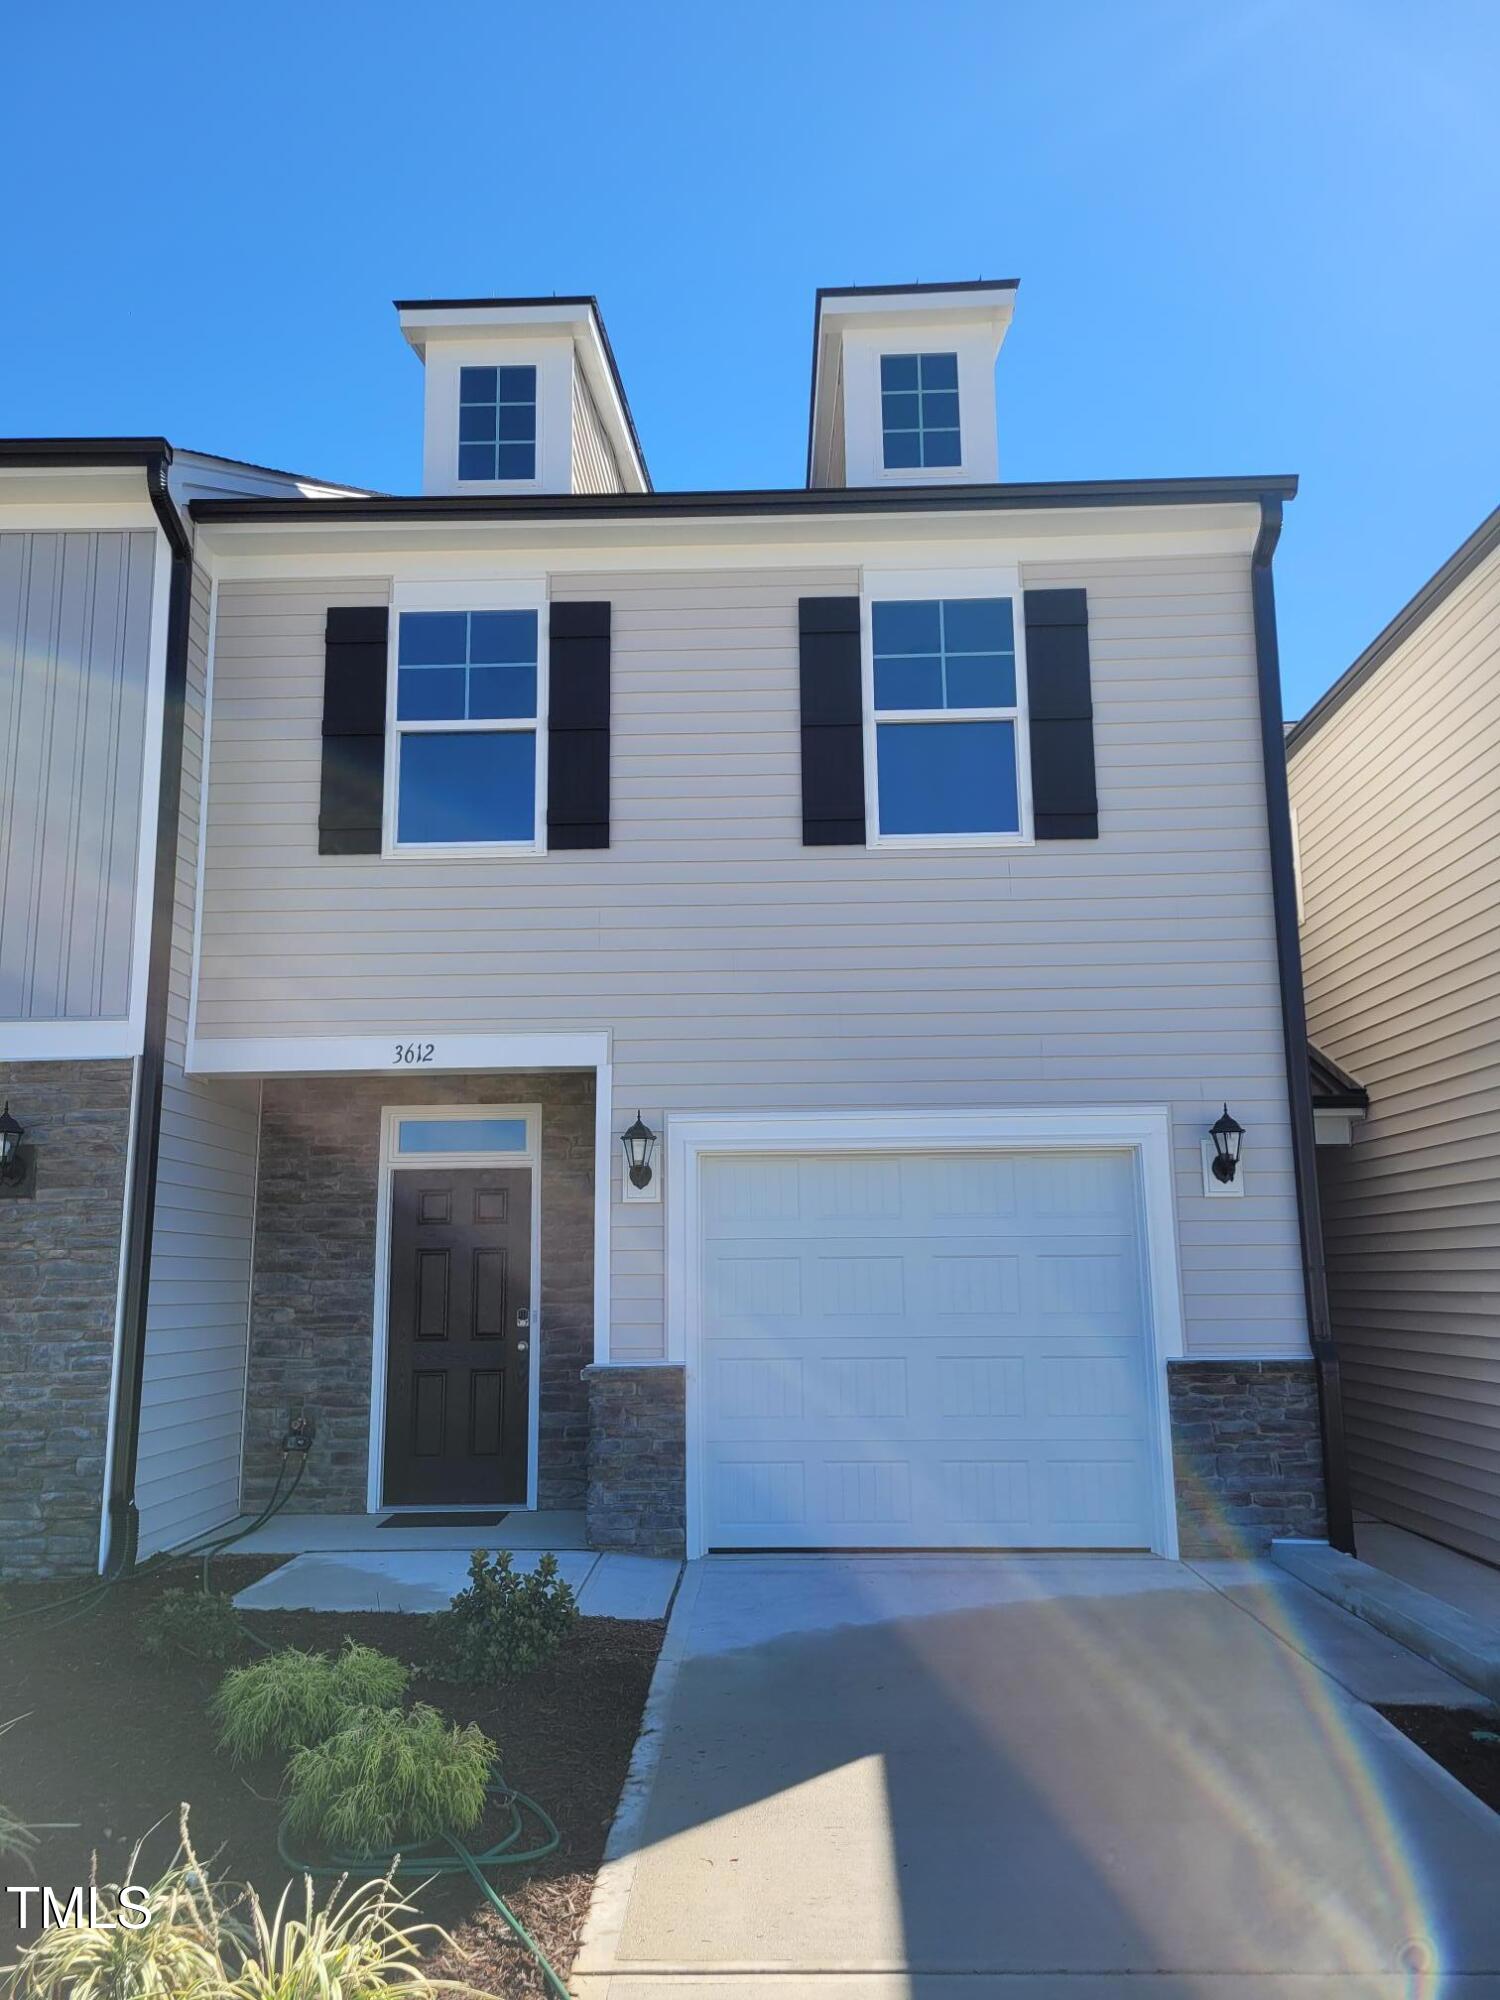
[377,1511,510,1529]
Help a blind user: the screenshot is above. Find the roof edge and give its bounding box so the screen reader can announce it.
[189,473,1297,527]
[1288,500,1500,755]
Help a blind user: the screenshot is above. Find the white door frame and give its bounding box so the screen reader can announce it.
[665,1106,1187,1561]
[369,1102,543,1513]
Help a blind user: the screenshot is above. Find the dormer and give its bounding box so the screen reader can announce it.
[806,280,1018,490]
[396,295,650,497]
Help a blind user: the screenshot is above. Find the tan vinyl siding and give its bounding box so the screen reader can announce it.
[570,364,622,494]
[135,563,261,1555]
[0,530,157,1020]
[197,552,1307,1366]
[1290,541,1500,1565]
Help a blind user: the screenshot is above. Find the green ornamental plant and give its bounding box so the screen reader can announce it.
[1,1810,458,2000]
[213,1643,409,1762]
[284,1705,494,1856]
[137,1588,244,1665]
[433,1550,578,1684]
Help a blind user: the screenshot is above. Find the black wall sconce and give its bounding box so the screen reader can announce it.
[1209,1103,1245,1185]
[0,1102,36,1200]
[620,1112,659,1202]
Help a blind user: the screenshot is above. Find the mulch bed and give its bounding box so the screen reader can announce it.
[1,1555,664,1995]
[1378,1705,1500,1814]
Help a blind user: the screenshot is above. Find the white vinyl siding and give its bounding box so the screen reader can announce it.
[570,363,623,495]
[1289,540,1500,1566]
[134,564,262,1556]
[196,553,1306,1367]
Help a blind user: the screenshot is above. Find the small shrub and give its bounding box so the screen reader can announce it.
[213,1642,408,1762]
[137,1588,243,1664]
[284,1704,494,1856]
[433,1550,578,1684]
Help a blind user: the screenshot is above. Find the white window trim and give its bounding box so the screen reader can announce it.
[663,1105,1186,1563]
[368,1102,543,1514]
[382,579,550,859]
[878,349,964,477]
[860,564,1034,850]
[457,361,539,488]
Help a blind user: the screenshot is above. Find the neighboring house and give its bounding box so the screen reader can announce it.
[3,282,1348,1573]
[0,442,367,1573]
[1288,505,1500,1569]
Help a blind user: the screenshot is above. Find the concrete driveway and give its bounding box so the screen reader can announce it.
[573,1555,1500,1998]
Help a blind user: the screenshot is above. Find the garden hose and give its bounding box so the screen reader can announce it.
[0,1448,305,1635]
[277,1779,571,1999]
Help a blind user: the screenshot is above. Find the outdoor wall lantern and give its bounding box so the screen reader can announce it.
[621,1112,658,1191]
[1209,1104,1245,1185]
[0,1101,35,1199]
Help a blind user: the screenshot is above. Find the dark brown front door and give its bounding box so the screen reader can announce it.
[383,1167,532,1505]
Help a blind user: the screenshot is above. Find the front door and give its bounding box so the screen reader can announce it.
[383,1166,532,1505]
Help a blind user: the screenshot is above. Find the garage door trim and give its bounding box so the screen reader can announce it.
[665,1107,1186,1561]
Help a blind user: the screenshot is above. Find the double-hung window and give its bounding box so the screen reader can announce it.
[880,352,961,469]
[458,365,537,482]
[868,594,1026,842]
[392,607,543,850]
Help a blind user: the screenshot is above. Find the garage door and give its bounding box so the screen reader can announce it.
[699,1149,1159,1550]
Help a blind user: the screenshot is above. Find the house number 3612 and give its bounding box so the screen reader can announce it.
[393,1042,436,1065]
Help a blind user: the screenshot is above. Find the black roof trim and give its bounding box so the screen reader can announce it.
[190,473,1296,527]
[0,436,172,466]
[814,278,1020,303]
[1309,1042,1369,1112]
[1287,500,1500,755]
[394,293,599,310]
[392,293,650,490]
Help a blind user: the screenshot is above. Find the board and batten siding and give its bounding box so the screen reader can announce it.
[570,365,622,495]
[0,529,157,1021]
[195,553,1307,1365]
[134,563,261,1556]
[1290,540,1500,1566]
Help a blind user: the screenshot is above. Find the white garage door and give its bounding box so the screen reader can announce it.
[699,1149,1159,1550]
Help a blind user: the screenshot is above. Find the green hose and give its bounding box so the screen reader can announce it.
[277,1779,571,1998]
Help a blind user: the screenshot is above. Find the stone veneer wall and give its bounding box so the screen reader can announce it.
[243,1072,594,1512]
[584,1364,686,1557]
[1167,1359,1327,1554]
[0,1059,134,1576]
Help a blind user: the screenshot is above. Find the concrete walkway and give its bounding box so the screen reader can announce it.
[232,1548,680,1619]
[574,1555,1500,1997]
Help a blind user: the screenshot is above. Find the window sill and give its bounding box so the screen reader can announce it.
[866,831,1034,852]
[382,841,549,861]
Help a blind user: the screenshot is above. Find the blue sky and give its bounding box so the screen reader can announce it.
[5,0,1496,714]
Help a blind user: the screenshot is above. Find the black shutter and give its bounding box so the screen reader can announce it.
[547,601,610,849]
[799,596,865,844]
[1025,588,1097,840]
[319,605,388,855]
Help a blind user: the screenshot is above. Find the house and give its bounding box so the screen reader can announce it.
[2,282,1345,1574]
[1288,504,1500,1569]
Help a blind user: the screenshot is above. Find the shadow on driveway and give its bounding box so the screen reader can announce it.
[590,1557,1500,1992]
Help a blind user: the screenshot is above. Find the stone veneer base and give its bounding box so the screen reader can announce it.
[0,1059,135,1577]
[1167,1358,1327,1555]
[584,1364,686,1558]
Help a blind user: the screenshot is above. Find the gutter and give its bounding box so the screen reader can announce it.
[1250,497,1355,1555]
[189,472,1299,528]
[102,447,194,1574]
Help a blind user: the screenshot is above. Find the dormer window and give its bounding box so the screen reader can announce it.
[880,353,960,470]
[458,364,537,482]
